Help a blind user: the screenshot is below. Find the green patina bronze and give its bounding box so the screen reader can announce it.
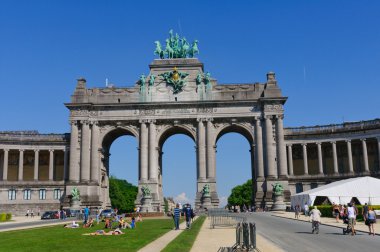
[196,71,202,85]
[204,72,211,85]
[141,185,151,197]
[202,184,210,197]
[149,74,156,86]
[71,187,80,201]
[272,182,284,196]
[159,67,189,94]
[154,29,199,59]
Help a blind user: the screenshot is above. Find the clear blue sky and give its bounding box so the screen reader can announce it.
[1,1,379,206]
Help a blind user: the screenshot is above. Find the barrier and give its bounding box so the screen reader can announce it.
[208,209,246,228]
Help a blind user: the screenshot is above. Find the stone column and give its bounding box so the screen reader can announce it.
[254,117,264,180]
[302,144,309,175]
[206,119,216,180]
[2,149,8,181]
[287,145,294,176]
[69,121,80,182]
[361,139,370,173]
[197,119,206,181]
[331,141,339,174]
[346,140,354,174]
[148,120,157,182]
[139,121,148,182]
[276,115,287,178]
[49,149,54,181]
[90,122,100,183]
[265,116,276,179]
[317,142,324,175]
[81,121,91,182]
[18,149,24,181]
[63,148,69,181]
[34,149,39,181]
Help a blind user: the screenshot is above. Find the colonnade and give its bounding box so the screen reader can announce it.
[287,137,380,176]
[1,147,68,181]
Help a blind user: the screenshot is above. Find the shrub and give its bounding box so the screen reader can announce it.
[6,213,12,221]
[0,213,6,221]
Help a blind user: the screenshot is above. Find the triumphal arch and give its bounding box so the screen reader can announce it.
[65,31,289,210]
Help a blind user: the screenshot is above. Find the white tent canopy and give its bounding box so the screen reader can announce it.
[291,176,380,207]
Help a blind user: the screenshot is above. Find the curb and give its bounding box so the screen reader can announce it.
[271,214,379,236]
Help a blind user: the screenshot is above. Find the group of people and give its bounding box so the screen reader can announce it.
[104,215,136,230]
[295,202,377,235]
[172,203,195,230]
[25,208,40,217]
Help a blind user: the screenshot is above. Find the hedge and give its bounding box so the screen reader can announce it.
[313,205,380,221]
[0,213,12,222]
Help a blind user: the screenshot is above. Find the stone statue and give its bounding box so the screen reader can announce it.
[71,187,80,201]
[272,182,284,196]
[196,71,203,85]
[154,41,164,59]
[204,72,211,85]
[139,74,146,87]
[141,185,151,197]
[149,74,155,86]
[202,184,210,197]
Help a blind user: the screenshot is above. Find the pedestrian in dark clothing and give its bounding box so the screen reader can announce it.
[184,204,193,229]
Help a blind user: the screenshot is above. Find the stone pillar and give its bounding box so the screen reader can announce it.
[49,149,54,181]
[197,119,206,181]
[287,145,294,176]
[346,140,354,174]
[81,121,91,182]
[317,142,323,175]
[361,139,369,173]
[331,141,339,174]
[139,121,148,182]
[254,117,264,180]
[206,119,216,180]
[69,121,80,182]
[34,149,39,181]
[18,149,24,181]
[63,148,69,181]
[302,144,308,175]
[91,122,100,183]
[276,115,287,178]
[2,149,8,181]
[265,116,276,179]
[148,120,157,182]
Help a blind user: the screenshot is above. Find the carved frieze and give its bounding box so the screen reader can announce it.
[264,104,283,112]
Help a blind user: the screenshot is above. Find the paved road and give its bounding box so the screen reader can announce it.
[248,213,379,252]
[0,218,71,232]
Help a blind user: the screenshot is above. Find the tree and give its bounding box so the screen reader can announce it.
[109,176,138,213]
[227,179,253,210]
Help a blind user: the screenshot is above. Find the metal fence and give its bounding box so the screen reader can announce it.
[208,209,246,228]
[218,220,257,252]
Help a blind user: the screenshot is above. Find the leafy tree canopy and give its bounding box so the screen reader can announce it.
[109,176,138,213]
[227,179,253,208]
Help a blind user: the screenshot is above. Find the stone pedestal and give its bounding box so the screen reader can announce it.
[271,194,286,211]
[201,195,212,210]
[70,199,81,210]
[140,196,153,213]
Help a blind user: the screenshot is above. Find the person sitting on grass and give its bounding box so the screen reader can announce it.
[137,213,143,222]
[83,228,124,236]
[131,217,135,229]
[64,221,79,228]
[104,218,112,229]
[83,217,94,228]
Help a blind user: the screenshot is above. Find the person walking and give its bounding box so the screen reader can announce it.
[84,206,90,224]
[304,203,309,217]
[309,206,322,234]
[173,203,181,230]
[333,203,340,222]
[184,204,193,229]
[30,209,34,218]
[346,203,357,236]
[367,207,376,236]
[362,203,369,222]
[295,205,300,219]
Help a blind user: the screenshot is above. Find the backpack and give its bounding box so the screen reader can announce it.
[190,209,195,218]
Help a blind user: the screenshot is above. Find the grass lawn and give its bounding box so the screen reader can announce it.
[162,216,206,252]
[0,218,174,252]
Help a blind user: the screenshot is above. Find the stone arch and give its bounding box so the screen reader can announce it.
[101,126,139,153]
[157,124,196,148]
[215,123,254,146]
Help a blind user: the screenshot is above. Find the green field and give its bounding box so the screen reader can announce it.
[0,218,175,252]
